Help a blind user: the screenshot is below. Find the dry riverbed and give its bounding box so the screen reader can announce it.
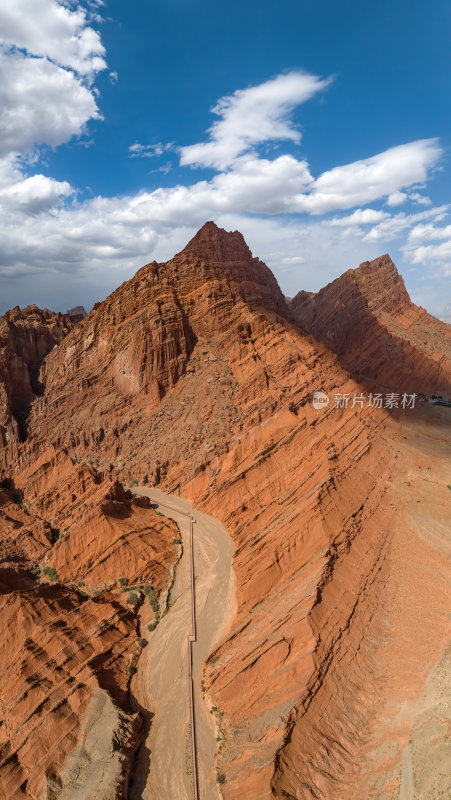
[128,488,235,800]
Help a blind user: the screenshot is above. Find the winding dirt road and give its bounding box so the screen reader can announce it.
[129,488,235,800]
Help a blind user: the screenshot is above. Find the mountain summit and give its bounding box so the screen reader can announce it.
[289,253,451,394]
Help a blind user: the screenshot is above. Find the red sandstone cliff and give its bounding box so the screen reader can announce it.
[0,224,449,799]
[289,254,451,395]
[0,305,75,449]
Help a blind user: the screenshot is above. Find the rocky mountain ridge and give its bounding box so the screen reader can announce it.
[0,223,449,800]
[289,253,451,394]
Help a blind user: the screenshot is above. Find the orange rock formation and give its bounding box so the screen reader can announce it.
[288,254,451,395]
[0,223,449,798]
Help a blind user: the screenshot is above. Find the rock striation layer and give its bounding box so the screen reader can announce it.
[0,224,449,799]
[0,305,75,447]
[289,254,451,395]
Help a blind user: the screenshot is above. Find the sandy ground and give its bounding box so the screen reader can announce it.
[128,488,236,800]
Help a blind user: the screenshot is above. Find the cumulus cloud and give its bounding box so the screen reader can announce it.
[180,71,332,170]
[327,208,389,226]
[403,218,451,272]
[0,169,73,213]
[0,0,106,76]
[409,240,451,268]
[387,191,407,206]
[0,50,101,157]
[363,205,448,242]
[295,139,442,214]
[409,192,432,206]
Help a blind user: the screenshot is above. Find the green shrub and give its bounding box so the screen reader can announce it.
[137,638,147,648]
[217,773,226,784]
[126,665,137,676]
[210,656,219,666]
[43,566,59,582]
[126,593,138,606]
[172,537,182,545]
[144,585,159,614]
[118,577,128,586]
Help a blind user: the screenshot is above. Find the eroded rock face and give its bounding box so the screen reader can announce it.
[0,305,75,445]
[0,224,449,799]
[47,687,143,800]
[289,254,451,395]
[0,469,178,800]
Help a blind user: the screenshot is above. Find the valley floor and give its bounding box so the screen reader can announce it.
[129,488,236,800]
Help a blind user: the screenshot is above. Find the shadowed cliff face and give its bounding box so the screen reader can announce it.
[0,223,449,799]
[0,305,75,442]
[288,254,451,395]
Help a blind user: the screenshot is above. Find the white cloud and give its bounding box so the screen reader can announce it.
[403,218,451,272]
[0,0,106,77]
[409,240,451,268]
[363,206,448,242]
[296,139,442,214]
[180,71,332,170]
[387,191,407,206]
[328,208,389,226]
[129,142,173,158]
[407,222,451,242]
[0,50,101,157]
[409,191,432,206]
[0,169,73,213]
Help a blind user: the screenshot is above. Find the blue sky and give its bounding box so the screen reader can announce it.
[0,0,450,318]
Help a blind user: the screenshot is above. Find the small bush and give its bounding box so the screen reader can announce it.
[137,637,147,648]
[126,593,138,606]
[126,665,137,676]
[43,566,59,582]
[172,537,182,545]
[216,773,226,784]
[144,585,159,614]
[118,577,128,586]
[210,656,219,666]
[147,620,159,632]
[77,580,85,587]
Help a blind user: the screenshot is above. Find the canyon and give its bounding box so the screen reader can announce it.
[0,222,449,800]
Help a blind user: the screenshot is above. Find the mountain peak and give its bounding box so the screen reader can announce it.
[350,253,411,314]
[183,221,253,261]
